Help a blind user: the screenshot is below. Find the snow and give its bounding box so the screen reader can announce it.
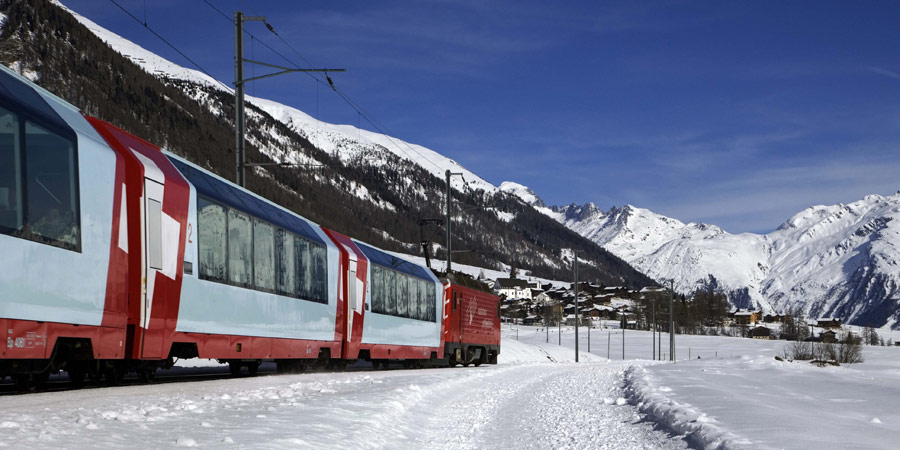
[499,181,543,207]
[0,334,687,449]
[514,324,900,449]
[504,180,900,327]
[58,0,497,196]
[627,335,900,450]
[6,326,900,448]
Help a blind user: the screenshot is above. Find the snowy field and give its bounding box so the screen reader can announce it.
[0,336,687,450]
[513,323,900,449]
[4,327,900,449]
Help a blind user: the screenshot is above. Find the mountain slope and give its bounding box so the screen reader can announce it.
[0,0,652,287]
[502,183,900,328]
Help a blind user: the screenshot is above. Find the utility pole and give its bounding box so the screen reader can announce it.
[669,279,675,362]
[234,11,344,187]
[574,251,579,362]
[652,295,656,360]
[445,170,463,274]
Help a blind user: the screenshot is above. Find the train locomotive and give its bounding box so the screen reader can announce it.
[0,64,500,390]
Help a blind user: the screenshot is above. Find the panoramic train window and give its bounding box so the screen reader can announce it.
[275,229,295,296]
[409,278,420,320]
[384,268,396,315]
[296,237,312,300]
[0,106,80,251]
[253,218,275,291]
[195,194,328,303]
[373,266,385,313]
[368,263,435,322]
[24,121,79,250]
[311,244,327,303]
[197,197,227,281]
[227,208,252,287]
[0,107,21,233]
[397,271,409,317]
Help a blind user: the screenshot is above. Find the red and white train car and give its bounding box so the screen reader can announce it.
[0,64,499,389]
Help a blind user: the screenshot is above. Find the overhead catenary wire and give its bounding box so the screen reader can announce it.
[200,0,448,174]
[121,0,454,180]
[107,0,233,93]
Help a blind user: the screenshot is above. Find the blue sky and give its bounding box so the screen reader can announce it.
[64,1,900,233]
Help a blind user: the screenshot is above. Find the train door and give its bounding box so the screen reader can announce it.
[342,249,366,360]
[347,254,358,343]
[140,178,165,359]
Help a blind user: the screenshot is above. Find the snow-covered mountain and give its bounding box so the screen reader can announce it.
[56,1,494,195]
[501,183,900,328]
[6,0,650,286]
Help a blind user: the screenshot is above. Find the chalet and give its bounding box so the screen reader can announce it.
[604,286,629,296]
[731,309,761,325]
[750,326,772,339]
[531,289,549,304]
[763,313,784,324]
[543,302,563,324]
[496,278,531,300]
[816,317,842,329]
[819,329,837,343]
[523,315,542,326]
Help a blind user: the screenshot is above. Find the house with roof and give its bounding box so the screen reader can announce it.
[750,326,773,339]
[730,309,761,325]
[816,317,842,329]
[496,278,532,300]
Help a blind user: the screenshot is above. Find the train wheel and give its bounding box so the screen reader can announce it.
[229,361,243,376]
[247,361,260,376]
[68,365,88,388]
[139,368,157,383]
[13,372,46,393]
[104,363,126,386]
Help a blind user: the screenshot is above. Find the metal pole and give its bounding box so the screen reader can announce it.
[669,279,675,362]
[234,11,245,187]
[588,326,591,353]
[652,296,656,360]
[445,170,451,274]
[574,252,579,363]
[607,331,610,359]
[658,321,661,360]
[622,324,625,360]
[546,318,549,343]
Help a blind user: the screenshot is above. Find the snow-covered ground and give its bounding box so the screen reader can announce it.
[5,327,899,449]
[0,335,687,449]
[512,323,900,449]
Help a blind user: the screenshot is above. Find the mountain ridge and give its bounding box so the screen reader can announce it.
[0,0,653,287]
[500,181,900,328]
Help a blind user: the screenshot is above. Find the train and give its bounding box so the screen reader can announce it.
[0,64,500,390]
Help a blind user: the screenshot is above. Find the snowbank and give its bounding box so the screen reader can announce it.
[626,364,756,450]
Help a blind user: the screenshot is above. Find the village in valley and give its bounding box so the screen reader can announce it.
[489,271,889,348]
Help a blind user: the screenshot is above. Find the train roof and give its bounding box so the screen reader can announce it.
[353,240,437,282]
[0,65,110,149]
[165,153,327,246]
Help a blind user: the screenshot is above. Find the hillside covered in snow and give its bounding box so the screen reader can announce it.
[501,182,900,328]
[0,0,651,286]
